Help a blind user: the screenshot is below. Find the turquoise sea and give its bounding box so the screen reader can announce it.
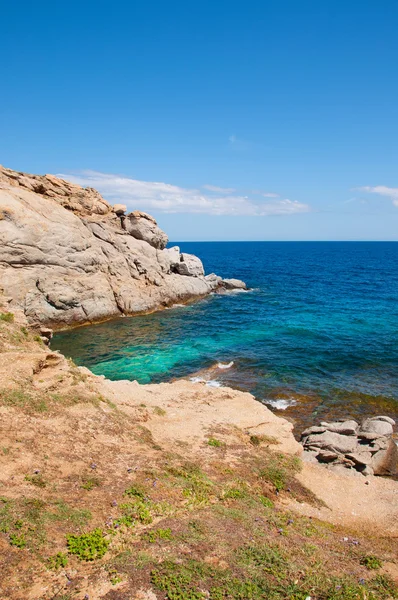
[52,242,398,432]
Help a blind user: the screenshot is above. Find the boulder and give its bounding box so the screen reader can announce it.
[113,203,127,216]
[320,420,359,436]
[305,431,358,454]
[371,440,398,476]
[174,253,205,277]
[345,451,373,467]
[301,426,327,437]
[123,210,168,249]
[158,246,181,273]
[360,418,394,437]
[370,416,395,426]
[221,278,247,290]
[317,450,338,463]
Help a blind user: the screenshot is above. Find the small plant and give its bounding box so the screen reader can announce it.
[143,528,172,543]
[124,485,147,500]
[47,552,68,570]
[108,568,122,585]
[258,453,301,492]
[9,533,26,548]
[81,476,101,491]
[25,473,46,488]
[67,529,109,561]
[361,554,383,570]
[0,312,14,323]
[207,438,224,448]
[153,406,166,416]
[222,487,246,500]
[259,495,274,509]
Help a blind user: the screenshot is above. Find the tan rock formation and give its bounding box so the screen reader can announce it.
[0,165,245,328]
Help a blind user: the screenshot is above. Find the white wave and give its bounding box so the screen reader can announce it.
[217,361,234,370]
[266,398,297,410]
[165,303,186,310]
[189,377,223,388]
[206,380,222,388]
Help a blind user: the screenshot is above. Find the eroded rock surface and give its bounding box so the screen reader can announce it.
[0,165,246,328]
[301,416,398,477]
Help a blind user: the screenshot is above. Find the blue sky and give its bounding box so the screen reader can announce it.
[1,0,398,240]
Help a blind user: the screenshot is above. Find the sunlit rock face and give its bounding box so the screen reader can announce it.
[0,165,245,328]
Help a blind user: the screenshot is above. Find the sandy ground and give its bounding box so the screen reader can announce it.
[95,374,398,537]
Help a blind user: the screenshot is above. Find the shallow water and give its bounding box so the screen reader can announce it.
[52,242,398,432]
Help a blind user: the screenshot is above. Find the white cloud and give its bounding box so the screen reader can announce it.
[262,192,280,198]
[57,170,310,217]
[359,186,398,207]
[203,184,236,193]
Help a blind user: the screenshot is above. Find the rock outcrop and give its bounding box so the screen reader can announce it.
[301,416,398,477]
[0,165,246,328]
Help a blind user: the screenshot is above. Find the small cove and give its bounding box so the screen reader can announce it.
[52,241,398,432]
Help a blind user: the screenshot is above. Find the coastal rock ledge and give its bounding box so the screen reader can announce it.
[0,165,246,328]
[301,416,398,477]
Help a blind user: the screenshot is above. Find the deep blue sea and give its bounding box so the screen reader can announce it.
[52,242,398,432]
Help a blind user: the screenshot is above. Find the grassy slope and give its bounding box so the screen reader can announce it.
[0,304,397,600]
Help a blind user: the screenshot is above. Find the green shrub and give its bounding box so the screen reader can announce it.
[361,554,383,570]
[66,529,109,561]
[208,438,223,448]
[9,533,26,548]
[0,312,14,323]
[124,485,147,500]
[47,552,68,570]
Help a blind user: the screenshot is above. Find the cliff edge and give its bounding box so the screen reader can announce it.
[0,165,244,329]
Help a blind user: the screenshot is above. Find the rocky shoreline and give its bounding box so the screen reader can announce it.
[301,416,397,477]
[0,165,246,329]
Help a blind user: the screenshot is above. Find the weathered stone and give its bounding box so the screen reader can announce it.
[360,419,394,437]
[0,165,246,328]
[345,451,373,467]
[362,465,374,477]
[320,420,359,436]
[305,431,358,454]
[113,203,127,216]
[221,278,247,290]
[123,210,168,249]
[369,416,395,426]
[317,450,338,463]
[371,440,398,476]
[301,426,327,437]
[358,431,384,442]
[174,253,205,277]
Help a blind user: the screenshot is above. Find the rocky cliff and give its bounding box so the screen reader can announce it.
[0,165,245,329]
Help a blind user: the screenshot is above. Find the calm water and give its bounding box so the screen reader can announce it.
[52,242,398,432]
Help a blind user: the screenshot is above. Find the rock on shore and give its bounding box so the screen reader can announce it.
[301,416,398,477]
[0,165,246,328]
